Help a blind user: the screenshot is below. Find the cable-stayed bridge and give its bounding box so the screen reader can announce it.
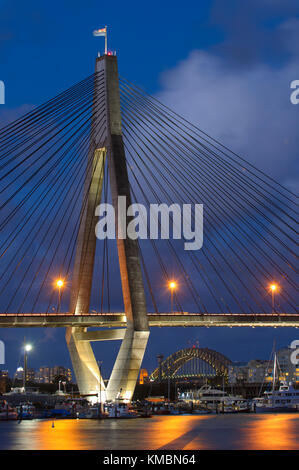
[0,53,298,401]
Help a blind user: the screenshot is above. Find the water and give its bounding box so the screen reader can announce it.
[0,414,298,450]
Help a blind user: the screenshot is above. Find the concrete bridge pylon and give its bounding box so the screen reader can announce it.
[66,55,149,402]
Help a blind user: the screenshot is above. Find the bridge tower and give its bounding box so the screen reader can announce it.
[66,54,150,402]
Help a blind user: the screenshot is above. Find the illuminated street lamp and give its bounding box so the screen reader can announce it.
[23,343,32,391]
[56,279,64,313]
[270,283,278,313]
[169,281,177,314]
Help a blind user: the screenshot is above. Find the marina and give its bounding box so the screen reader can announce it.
[179,385,252,413]
[1,382,299,421]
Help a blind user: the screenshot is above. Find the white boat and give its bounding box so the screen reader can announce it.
[107,403,140,419]
[54,398,89,417]
[253,381,299,412]
[80,405,108,419]
[234,400,251,413]
[16,403,35,419]
[179,385,248,412]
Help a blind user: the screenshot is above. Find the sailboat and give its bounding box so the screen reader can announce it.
[252,350,299,412]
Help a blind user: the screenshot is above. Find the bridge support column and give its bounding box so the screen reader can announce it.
[66,328,106,400]
[98,54,150,402]
[106,329,150,401]
[66,144,106,400]
[66,54,149,402]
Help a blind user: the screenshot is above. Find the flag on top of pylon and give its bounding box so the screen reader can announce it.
[93,27,107,37]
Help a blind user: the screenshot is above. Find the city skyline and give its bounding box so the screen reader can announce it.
[1,343,298,384]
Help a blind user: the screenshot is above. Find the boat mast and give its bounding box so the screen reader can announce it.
[272,350,277,405]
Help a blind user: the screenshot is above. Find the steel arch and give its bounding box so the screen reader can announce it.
[150,347,232,380]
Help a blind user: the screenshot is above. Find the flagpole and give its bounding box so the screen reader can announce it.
[105,25,107,54]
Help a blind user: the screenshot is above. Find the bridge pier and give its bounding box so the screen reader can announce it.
[66,54,149,402]
[66,327,106,401]
[106,329,150,401]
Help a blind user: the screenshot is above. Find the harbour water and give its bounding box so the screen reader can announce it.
[0,414,298,450]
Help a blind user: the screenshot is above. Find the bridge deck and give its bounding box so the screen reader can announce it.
[0,313,298,328]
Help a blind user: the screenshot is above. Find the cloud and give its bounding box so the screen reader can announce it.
[210,1,299,67]
[156,35,299,189]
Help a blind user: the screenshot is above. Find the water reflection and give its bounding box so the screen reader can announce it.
[1,414,298,450]
[151,415,211,450]
[245,414,299,450]
[13,419,85,450]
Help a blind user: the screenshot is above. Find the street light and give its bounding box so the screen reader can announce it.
[56,279,64,313]
[23,343,32,392]
[270,283,278,313]
[169,281,177,314]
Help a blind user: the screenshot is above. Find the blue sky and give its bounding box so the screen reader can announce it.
[0,0,296,108]
[0,0,216,106]
[0,0,298,377]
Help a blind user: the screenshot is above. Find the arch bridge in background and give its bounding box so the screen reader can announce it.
[150,347,232,381]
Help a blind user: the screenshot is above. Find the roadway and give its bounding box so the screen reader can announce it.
[0,313,298,328]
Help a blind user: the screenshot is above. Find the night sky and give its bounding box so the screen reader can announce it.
[0,0,298,378]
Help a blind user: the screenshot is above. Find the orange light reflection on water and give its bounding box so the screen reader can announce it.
[9,413,299,450]
[245,414,299,450]
[149,415,211,449]
[18,416,210,450]
[24,419,84,450]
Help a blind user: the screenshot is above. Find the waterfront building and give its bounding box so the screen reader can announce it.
[247,360,271,383]
[50,366,72,383]
[277,347,299,383]
[228,347,299,385]
[36,366,51,383]
[35,366,72,383]
[13,367,25,381]
[13,367,36,382]
[0,370,9,394]
[0,370,8,378]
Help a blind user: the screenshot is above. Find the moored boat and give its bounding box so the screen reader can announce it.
[16,402,35,420]
[252,349,299,413]
[0,400,18,421]
[107,403,141,419]
[179,385,249,413]
[253,381,299,412]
